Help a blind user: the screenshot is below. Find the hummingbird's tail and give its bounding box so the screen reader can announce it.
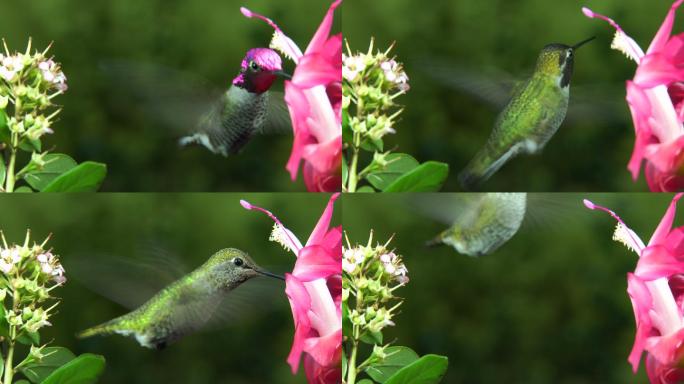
[77,318,127,339]
[425,231,445,248]
[458,145,515,190]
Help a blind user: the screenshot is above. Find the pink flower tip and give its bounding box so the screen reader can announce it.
[240,7,253,18]
[583,199,597,210]
[582,7,595,18]
[239,200,253,210]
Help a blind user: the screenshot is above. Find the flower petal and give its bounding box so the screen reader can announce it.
[647,0,684,54]
[293,245,340,281]
[649,193,684,246]
[306,193,340,247]
[285,273,314,373]
[628,272,654,372]
[305,0,342,55]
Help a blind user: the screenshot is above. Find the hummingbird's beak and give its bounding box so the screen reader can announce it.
[256,268,286,281]
[273,70,292,80]
[572,36,596,50]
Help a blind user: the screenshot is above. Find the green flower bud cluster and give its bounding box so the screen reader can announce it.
[343,38,408,142]
[343,231,408,337]
[0,39,66,150]
[0,230,65,340]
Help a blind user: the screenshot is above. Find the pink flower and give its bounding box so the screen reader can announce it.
[241,193,342,384]
[241,1,342,192]
[583,1,684,191]
[585,193,684,382]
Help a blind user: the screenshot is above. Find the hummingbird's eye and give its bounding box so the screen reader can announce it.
[232,257,244,267]
[250,61,259,71]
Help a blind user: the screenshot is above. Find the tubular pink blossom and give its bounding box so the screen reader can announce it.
[241,194,341,384]
[586,193,684,381]
[242,1,342,192]
[584,2,684,191]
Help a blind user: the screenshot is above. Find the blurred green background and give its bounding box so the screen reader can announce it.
[0,193,339,383]
[343,193,678,384]
[0,0,340,191]
[343,0,684,191]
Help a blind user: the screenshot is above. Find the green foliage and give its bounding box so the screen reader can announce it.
[383,355,448,384]
[39,354,105,384]
[0,40,107,193]
[343,41,449,192]
[19,347,75,383]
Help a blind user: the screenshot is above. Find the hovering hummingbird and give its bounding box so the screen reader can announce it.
[178,48,292,156]
[77,248,284,350]
[425,193,527,257]
[457,37,595,190]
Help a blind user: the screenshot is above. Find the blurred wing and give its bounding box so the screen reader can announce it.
[416,58,518,108]
[260,91,292,134]
[411,193,489,225]
[171,277,285,332]
[66,247,190,309]
[567,84,626,125]
[99,59,222,135]
[521,193,592,232]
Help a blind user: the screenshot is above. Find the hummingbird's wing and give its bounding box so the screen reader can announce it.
[417,58,625,124]
[167,277,284,333]
[100,60,221,135]
[67,246,191,309]
[260,91,293,134]
[414,193,587,256]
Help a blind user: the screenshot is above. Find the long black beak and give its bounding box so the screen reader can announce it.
[256,269,285,281]
[572,36,596,50]
[274,70,292,80]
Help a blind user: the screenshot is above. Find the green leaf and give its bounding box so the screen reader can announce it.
[18,138,41,153]
[384,355,448,384]
[356,186,376,193]
[42,162,107,192]
[40,354,105,384]
[342,109,353,145]
[361,137,383,152]
[342,154,348,188]
[20,347,76,383]
[0,157,5,190]
[342,350,348,380]
[0,109,9,146]
[23,154,78,191]
[342,303,353,342]
[358,380,375,384]
[367,153,420,191]
[17,330,40,346]
[360,330,383,345]
[16,381,30,384]
[383,162,449,192]
[366,346,420,383]
[14,186,34,193]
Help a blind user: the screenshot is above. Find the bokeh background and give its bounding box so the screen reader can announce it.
[343,193,677,384]
[0,0,340,191]
[343,0,684,191]
[0,193,339,383]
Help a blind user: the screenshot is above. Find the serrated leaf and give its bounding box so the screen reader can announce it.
[367,153,420,191]
[42,162,107,192]
[23,154,77,191]
[20,347,76,383]
[40,354,105,384]
[384,355,448,384]
[383,162,449,192]
[0,109,9,146]
[366,346,420,383]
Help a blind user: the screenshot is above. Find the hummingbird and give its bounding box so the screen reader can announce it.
[425,193,527,256]
[178,48,292,156]
[458,37,595,190]
[76,248,284,350]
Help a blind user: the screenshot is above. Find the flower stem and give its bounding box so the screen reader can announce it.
[347,337,359,384]
[3,289,18,384]
[347,129,362,192]
[5,147,16,193]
